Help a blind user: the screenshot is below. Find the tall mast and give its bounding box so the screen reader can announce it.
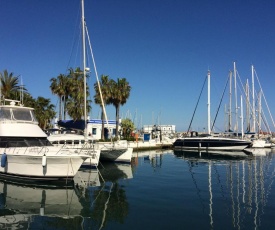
[229,71,232,131]
[252,65,256,133]
[258,90,262,135]
[207,70,211,134]
[241,95,244,139]
[81,0,87,140]
[233,62,238,134]
[245,79,250,132]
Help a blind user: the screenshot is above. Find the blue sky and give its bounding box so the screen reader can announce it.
[1,0,275,132]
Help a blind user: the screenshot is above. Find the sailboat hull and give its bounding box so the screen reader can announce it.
[173,137,251,151]
[99,146,133,163]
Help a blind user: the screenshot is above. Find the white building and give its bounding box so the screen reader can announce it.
[142,125,176,135]
[53,118,118,140]
[87,119,117,140]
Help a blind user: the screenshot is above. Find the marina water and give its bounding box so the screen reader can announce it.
[1,149,275,229]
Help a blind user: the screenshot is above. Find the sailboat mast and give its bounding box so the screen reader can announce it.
[252,65,256,133]
[233,62,238,134]
[241,95,244,139]
[229,71,232,131]
[258,90,262,135]
[207,70,211,134]
[81,0,87,139]
[245,79,250,132]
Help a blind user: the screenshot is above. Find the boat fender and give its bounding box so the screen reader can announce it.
[40,207,45,216]
[42,154,47,167]
[1,153,7,168]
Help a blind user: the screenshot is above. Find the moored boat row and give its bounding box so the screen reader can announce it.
[0,98,133,184]
[0,99,98,182]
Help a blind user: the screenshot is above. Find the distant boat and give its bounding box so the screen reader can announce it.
[47,129,100,167]
[98,140,133,163]
[48,131,133,163]
[173,71,251,152]
[173,133,251,151]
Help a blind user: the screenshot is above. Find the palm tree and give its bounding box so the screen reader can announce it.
[21,92,36,108]
[50,68,91,121]
[50,74,67,120]
[94,75,112,140]
[34,97,56,129]
[66,67,91,120]
[110,78,131,138]
[0,69,26,100]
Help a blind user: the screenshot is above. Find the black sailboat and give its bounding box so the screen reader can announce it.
[173,71,251,152]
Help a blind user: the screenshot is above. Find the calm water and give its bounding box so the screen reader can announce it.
[1,149,275,229]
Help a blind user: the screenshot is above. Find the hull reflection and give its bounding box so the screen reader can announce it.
[0,180,90,229]
[0,161,133,229]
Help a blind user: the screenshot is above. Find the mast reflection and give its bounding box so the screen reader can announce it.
[174,150,274,229]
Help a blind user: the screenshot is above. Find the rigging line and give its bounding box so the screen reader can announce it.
[99,182,114,230]
[85,23,112,141]
[213,162,228,201]
[187,75,207,134]
[90,183,106,208]
[236,70,264,133]
[236,69,247,96]
[211,73,229,131]
[254,69,275,129]
[246,88,265,134]
[66,5,81,72]
[187,161,207,212]
[259,107,271,134]
[253,89,271,134]
[236,70,256,125]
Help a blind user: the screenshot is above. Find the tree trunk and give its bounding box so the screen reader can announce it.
[58,96,62,121]
[115,104,120,138]
[101,107,105,140]
[63,96,66,120]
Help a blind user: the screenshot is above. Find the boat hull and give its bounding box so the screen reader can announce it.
[251,139,266,148]
[0,147,87,181]
[173,137,251,151]
[99,147,133,163]
[81,149,101,167]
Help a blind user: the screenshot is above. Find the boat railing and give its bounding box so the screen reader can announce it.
[54,141,98,157]
[4,145,49,155]
[0,119,38,125]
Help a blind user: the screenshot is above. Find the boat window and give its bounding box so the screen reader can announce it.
[112,129,116,135]
[92,128,97,135]
[10,141,28,147]
[12,108,34,121]
[0,140,8,148]
[0,108,12,120]
[0,137,49,147]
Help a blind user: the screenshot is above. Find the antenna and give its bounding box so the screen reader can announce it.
[20,76,24,105]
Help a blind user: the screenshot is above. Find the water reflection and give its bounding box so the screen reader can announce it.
[174,150,275,229]
[132,150,167,170]
[0,179,88,229]
[0,162,133,229]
